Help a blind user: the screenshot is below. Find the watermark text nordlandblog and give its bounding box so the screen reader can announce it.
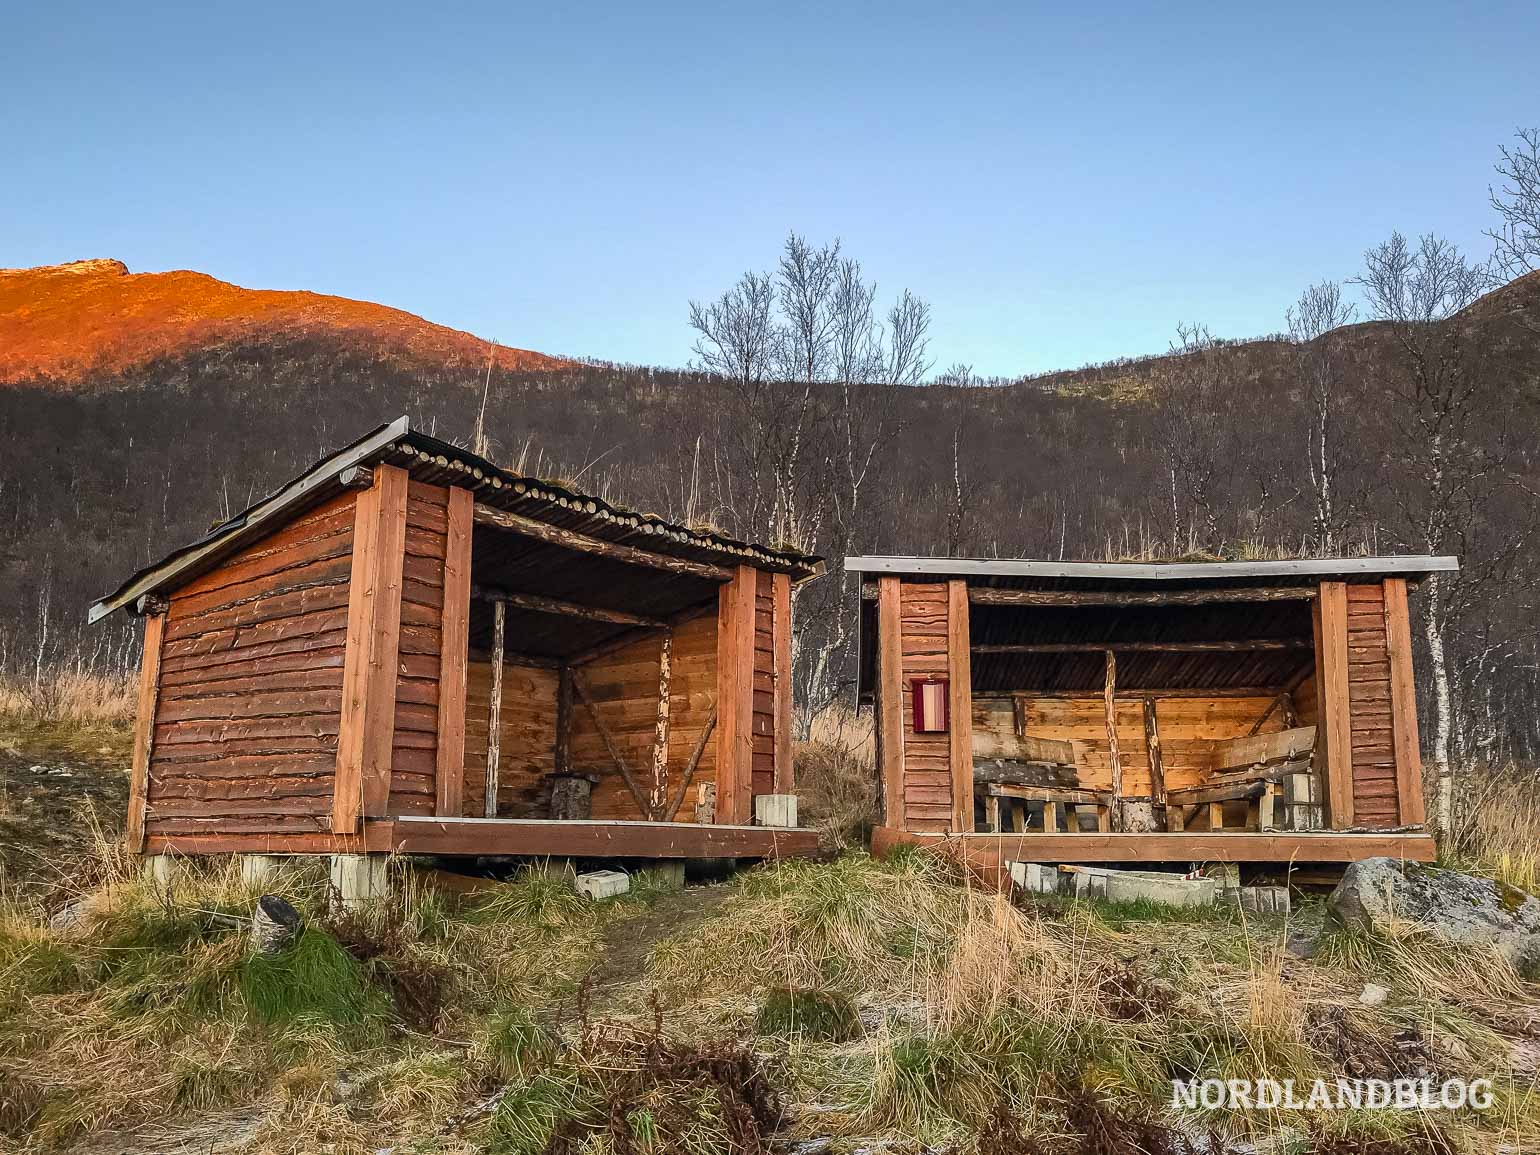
[1171,1079,1493,1111]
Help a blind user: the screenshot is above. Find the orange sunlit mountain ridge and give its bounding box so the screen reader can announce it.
[0,259,570,387]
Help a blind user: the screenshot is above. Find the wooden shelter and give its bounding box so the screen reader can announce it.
[849,556,1453,869]
[92,418,822,864]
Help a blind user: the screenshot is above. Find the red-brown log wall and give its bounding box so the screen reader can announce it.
[1344,582,1399,826]
[145,491,358,847]
[388,481,449,815]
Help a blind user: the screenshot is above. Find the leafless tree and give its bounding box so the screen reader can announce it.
[1150,323,1237,553]
[1355,231,1496,835]
[1286,281,1357,554]
[1488,128,1540,278]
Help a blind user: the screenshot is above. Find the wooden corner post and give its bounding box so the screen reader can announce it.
[876,576,905,829]
[715,565,757,824]
[1314,580,1354,829]
[771,571,794,794]
[333,465,409,834]
[946,580,974,832]
[435,485,473,817]
[1383,577,1425,826]
[125,609,167,853]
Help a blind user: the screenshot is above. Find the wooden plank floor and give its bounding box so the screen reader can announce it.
[368,816,821,859]
[871,825,1436,864]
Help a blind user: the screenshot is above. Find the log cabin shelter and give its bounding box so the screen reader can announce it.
[91,417,823,866]
[848,555,1457,870]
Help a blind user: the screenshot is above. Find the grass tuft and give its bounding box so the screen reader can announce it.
[239,928,381,1028]
[757,985,862,1042]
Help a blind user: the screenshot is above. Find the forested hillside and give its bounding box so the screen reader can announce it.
[0,261,1536,810]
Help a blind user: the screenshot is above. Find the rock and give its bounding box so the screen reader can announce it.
[249,894,303,955]
[1326,857,1540,972]
[1358,982,1390,1006]
[49,896,102,939]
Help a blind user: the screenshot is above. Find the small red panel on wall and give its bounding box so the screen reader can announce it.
[911,678,949,732]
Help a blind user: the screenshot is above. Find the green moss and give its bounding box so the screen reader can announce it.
[756,986,861,1043]
[238,928,382,1028]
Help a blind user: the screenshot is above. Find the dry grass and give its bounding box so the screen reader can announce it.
[0,671,136,726]
[795,706,877,849]
[1452,765,1540,894]
[3,839,1540,1152]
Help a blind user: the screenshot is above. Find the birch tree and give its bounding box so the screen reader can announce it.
[1286,281,1357,554]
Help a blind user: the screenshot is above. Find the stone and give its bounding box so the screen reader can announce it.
[575,869,630,900]
[330,854,389,910]
[249,894,303,955]
[142,855,175,890]
[548,774,594,820]
[1358,982,1390,1007]
[239,854,286,887]
[1326,857,1540,972]
[755,794,798,828]
[1007,861,1058,895]
[1067,865,1218,907]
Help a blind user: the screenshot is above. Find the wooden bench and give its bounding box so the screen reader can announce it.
[982,782,1113,833]
[1166,725,1317,832]
[974,732,1112,833]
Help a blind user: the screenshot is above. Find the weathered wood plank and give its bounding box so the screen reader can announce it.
[1382,578,1425,826]
[125,612,166,853]
[947,580,973,832]
[474,503,733,581]
[373,816,819,859]
[436,485,473,817]
[877,576,904,828]
[1316,582,1354,828]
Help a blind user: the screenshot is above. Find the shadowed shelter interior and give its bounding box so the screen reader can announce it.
[94,418,822,862]
[851,556,1453,867]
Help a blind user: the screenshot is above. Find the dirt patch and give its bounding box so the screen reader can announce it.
[587,880,737,1000]
[0,729,129,895]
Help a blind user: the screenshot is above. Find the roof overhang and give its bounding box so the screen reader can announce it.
[844,555,1459,584]
[90,417,822,623]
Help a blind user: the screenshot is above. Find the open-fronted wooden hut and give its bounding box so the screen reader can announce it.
[849,556,1453,869]
[92,418,822,873]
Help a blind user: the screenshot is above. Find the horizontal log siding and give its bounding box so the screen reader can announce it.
[145,491,357,843]
[463,660,559,817]
[975,694,1287,796]
[1345,582,1400,826]
[900,582,953,830]
[388,482,450,815]
[752,570,776,797]
[572,612,719,821]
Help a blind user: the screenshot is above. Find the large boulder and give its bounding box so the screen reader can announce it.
[1326,857,1540,973]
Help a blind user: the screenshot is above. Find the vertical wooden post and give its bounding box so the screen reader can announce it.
[435,486,473,817]
[334,465,408,834]
[771,572,794,794]
[651,629,673,818]
[1103,649,1123,832]
[554,663,572,776]
[1142,697,1165,810]
[484,598,506,819]
[125,610,166,853]
[876,576,905,830]
[946,580,974,832]
[714,565,756,824]
[1383,577,1426,826]
[1315,580,1354,828]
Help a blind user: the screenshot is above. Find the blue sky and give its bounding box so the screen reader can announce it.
[4,2,1536,377]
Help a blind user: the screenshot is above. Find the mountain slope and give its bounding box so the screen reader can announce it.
[0,258,570,386]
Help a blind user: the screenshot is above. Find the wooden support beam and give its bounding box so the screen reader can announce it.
[665,711,717,820]
[485,598,506,818]
[334,465,408,834]
[714,566,757,825]
[872,825,1439,866]
[972,639,1312,655]
[962,585,1318,607]
[572,667,653,816]
[977,686,1291,700]
[554,664,573,776]
[1315,581,1354,828]
[566,600,717,668]
[1143,696,1166,807]
[436,486,473,818]
[473,503,733,581]
[125,610,166,852]
[472,585,668,629]
[947,579,974,832]
[1103,650,1123,831]
[876,576,905,830]
[651,630,673,818]
[771,572,794,794]
[1383,578,1426,826]
[372,815,820,859]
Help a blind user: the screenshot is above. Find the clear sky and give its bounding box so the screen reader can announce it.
[4,2,1536,378]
